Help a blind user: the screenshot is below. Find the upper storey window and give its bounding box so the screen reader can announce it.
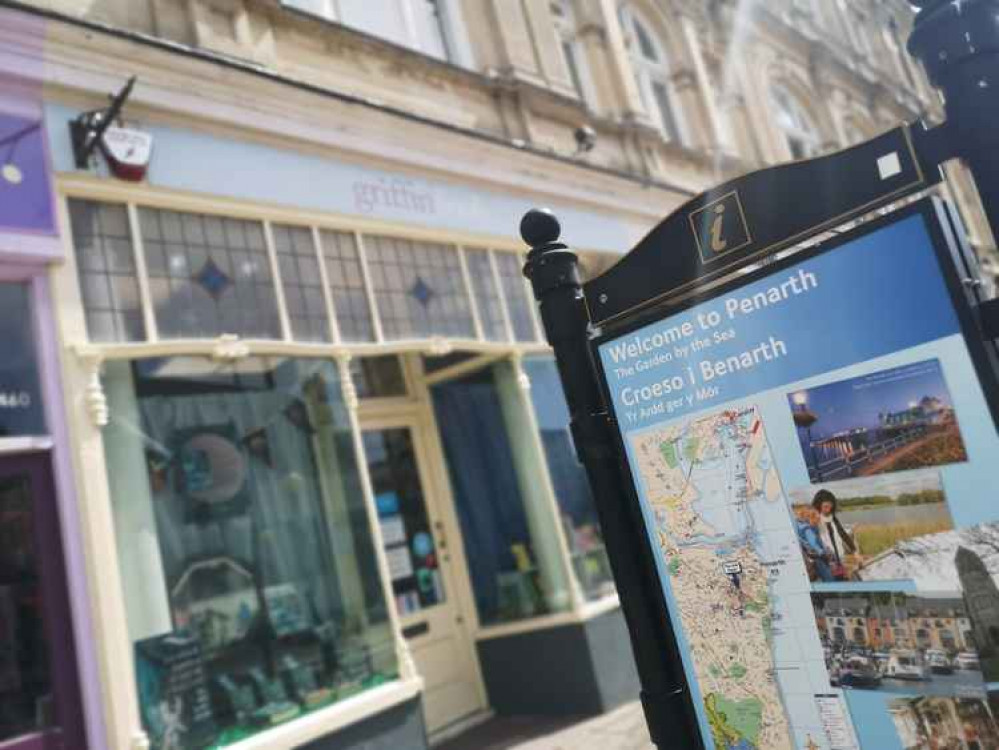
[771,84,822,160]
[283,0,466,65]
[550,0,591,105]
[619,4,682,144]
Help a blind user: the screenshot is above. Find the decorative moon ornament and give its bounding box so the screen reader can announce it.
[181,433,247,504]
[1,163,22,185]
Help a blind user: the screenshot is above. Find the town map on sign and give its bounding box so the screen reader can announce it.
[630,406,846,750]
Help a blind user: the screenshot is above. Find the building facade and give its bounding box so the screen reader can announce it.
[0,1,994,749]
[816,595,974,655]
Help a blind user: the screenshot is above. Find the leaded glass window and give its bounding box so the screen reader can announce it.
[318,230,376,343]
[271,224,331,343]
[464,249,507,341]
[494,251,538,342]
[68,199,145,343]
[139,208,281,340]
[363,235,476,341]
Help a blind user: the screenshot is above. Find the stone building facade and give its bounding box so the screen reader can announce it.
[1,2,996,750]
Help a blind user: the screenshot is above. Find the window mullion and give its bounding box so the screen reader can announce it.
[312,227,342,344]
[262,220,293,342]
[126,203,159,342]
[457,246,485,342]
[354,231,385,343]
[489,249,515,343]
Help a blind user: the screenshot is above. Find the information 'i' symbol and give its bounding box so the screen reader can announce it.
[710,203,728,253]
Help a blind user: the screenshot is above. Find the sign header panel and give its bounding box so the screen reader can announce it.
[594,201,999,750]
[586,126,935,327]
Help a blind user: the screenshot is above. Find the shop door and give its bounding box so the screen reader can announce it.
[361,423,485,734]
[0,453,85,750]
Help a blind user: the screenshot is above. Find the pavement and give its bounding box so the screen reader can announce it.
[437,702,654,750]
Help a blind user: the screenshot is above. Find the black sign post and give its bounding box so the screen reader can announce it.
[522,2,999,749]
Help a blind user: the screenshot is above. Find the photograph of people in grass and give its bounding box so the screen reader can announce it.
[789,471,954,582]
[787,358,968,484]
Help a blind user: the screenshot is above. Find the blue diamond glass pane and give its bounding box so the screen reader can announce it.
[410,276,435,308]
[194,258,233,300]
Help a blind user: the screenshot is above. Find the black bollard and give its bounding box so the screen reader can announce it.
[521,209,702,750]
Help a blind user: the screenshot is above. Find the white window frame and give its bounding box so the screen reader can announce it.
[619,4,685,144]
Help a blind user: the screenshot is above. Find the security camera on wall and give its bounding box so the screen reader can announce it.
[574,125,597,155]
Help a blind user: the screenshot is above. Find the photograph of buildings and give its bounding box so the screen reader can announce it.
[890,695,999,750]
[788,470,954,582]
[788,359,967,483]
[812,591,988,696]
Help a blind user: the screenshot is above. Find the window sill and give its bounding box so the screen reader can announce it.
[475,594,622,642]
[579,592,621,621]
[214,677,423,750]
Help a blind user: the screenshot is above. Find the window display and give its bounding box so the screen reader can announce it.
[103,356,397,749]
[523,356,615,600]
[431,361,571,625]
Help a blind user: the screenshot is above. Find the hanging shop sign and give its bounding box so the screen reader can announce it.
[591,197,999,750]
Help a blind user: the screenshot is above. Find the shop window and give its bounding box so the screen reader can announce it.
[463,248,507,341]
[0,283,45,437]
[102,356,396,749]
[271,225,331,343]
[431,361,571,625]
[67,199,145,343]
[318,230,376,343]
[350,356,408,399]
[139,208,282,340]
[524,356,614,600]
[364,235,476,341]
[493,251,538,343]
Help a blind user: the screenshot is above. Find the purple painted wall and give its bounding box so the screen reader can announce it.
[0,6,107,749]
[0,114,55,235]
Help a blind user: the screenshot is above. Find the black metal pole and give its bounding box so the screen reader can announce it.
[521,210,701,750]
[909,0,999,241]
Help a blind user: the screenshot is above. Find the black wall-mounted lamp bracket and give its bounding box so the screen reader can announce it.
[69,75,136,169]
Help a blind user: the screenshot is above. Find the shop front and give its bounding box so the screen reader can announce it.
[41,49,643,750]
[0,9,100,749]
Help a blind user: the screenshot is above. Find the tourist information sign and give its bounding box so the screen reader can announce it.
[592,197,999,750]
[521,4,999,748]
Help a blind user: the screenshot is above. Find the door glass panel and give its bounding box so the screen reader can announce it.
[363,428,446,617]
[0,472,56,741]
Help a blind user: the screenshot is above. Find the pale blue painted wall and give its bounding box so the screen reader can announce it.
[45,103,638,253]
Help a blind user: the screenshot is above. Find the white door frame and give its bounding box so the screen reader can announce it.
[356,360,489,732]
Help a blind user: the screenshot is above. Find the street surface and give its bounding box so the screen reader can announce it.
[439,702,653,750]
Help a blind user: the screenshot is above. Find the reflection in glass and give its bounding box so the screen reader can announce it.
[0,473,56,741]
[524,356,615,600]
[103,356,397,749]
[432,361,570,626]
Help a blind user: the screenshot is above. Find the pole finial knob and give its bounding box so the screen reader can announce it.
[520,208,562,248]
